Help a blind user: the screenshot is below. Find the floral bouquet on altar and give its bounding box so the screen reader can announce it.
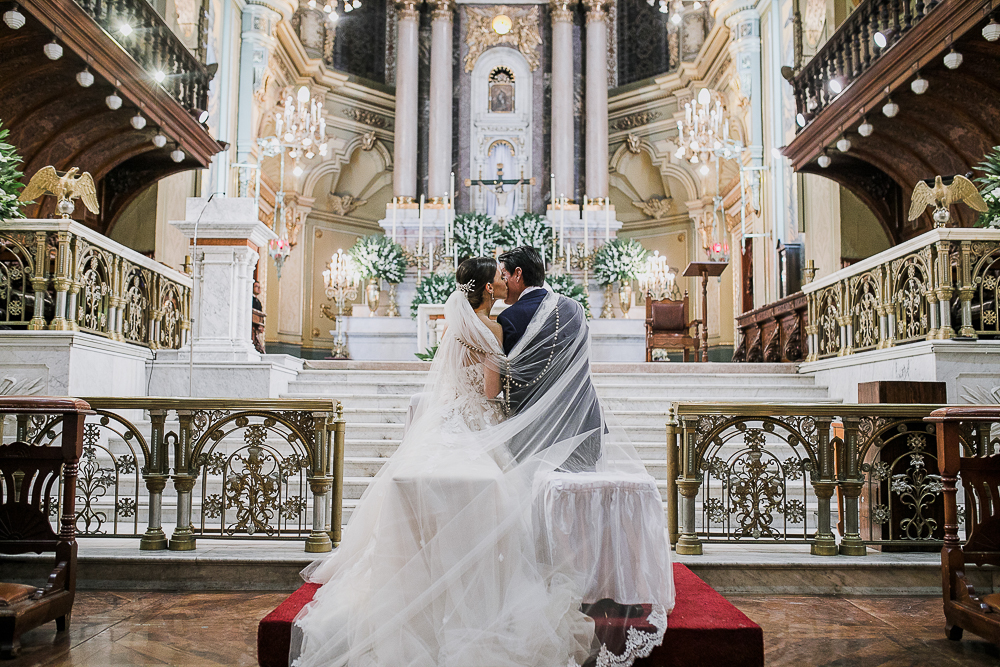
[0,120,26,219]
[453,212,502,260]
[974,145,1000,228]
[500,213,554,258]
[349,235,407,283]
[593,237,648,286]
[547,273,591,319]
[410,272,457,319]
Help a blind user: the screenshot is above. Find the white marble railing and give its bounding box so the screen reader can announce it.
[802,228,1000,360]
[0,219,192,349]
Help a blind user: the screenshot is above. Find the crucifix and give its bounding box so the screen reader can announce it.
[465,164,536,221]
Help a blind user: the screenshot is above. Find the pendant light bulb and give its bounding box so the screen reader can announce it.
[3,5,26,29]
[131,113,146,130]
[944,48,963,70]
[910,73,929,95]
[152,133,167,148]
[818,154,831,168]
[882,98,899,118]
[836,137,851,153]
[984,18,1000,42]
[106,91,122,110]
[858,117,873,137]
[43,39,63,60]
[170,148,185,163]
[76,68,94,87]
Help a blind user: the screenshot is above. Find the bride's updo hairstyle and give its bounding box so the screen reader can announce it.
[455,257,497,309]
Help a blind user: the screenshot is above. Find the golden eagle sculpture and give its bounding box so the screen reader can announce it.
[908,174,987,227]
[18,166,99,218]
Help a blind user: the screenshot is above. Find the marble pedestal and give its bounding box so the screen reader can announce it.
[799,340,1000,403]
[332,317,418,362]
[0,331,151,397]
[145,352,303,398]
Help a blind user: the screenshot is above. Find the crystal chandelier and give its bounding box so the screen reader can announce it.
[272,86,329,172]
[639,251,679,300]
[323,249,361,359]
[675,89,735,171]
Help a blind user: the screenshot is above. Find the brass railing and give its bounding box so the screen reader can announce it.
[802,228,1000,360]
[5,398,345,553]
[0,220,192,349]
[792,0,942,126]
[665,402,981,555]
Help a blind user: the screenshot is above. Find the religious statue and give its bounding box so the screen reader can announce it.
[19,166,99,218]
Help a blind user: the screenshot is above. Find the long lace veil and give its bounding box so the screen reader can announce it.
[291,290,674,667]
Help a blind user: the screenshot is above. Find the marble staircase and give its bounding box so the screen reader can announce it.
[283,361,838,523]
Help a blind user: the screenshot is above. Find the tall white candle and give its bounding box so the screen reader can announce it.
[583,196,589,254]
[560,194,565,248]
[565,242,570,272]
[550,173,555,208]
[583,195,588,255]
[391,197,397,242]
[418,195,425,281]
[605,197,610,242]
[428,241,434,274]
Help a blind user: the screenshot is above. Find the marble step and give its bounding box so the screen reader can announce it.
[287,381,424,395]
[596,386,834,400]
[341,456,670,480]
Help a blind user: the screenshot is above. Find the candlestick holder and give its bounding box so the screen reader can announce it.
[386,283,400,317]
[600,283,616,319]
[322,250,360,359]
[569,243,595,302]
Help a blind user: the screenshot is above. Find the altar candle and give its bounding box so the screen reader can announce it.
[391,197,397,242]
[428,241,434,274]
[418,194,424,256]
[565,242,570,272]
[560,194,565,247]
[550,173,555,208]
[583,196,589,254]
[605,197,610,242]
[583,195,588,254]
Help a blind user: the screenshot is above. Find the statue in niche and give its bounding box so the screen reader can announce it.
[489,67,514,113]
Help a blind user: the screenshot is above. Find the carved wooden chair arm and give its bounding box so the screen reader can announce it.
[31,561,69,600]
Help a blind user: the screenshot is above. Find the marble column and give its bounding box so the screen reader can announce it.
[236,2,280,165]
[393,0,420,200]
[584,0,609,200]
[550,0,575,201]
[427,0,454,201]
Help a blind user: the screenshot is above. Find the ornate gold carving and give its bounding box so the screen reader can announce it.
[396,0,419,20]
[19,166,99,218]
[626,133,642,154]
[329,195,368,216]
[431,0,454,21]
[343,107,392,130]
[464,5,542,72]
[609,110,661,132]
[633,196,672,219]
[361,131,377,151]
[549,0,574,23]
[583,0,607,22]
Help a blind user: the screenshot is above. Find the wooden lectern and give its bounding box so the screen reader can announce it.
[682,261,729,362]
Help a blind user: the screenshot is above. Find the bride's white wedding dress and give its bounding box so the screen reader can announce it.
[291,290,673,667]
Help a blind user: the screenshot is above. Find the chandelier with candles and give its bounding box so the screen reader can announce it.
[674,88,738,175]
[271,86,329,173]
[308,0,361,17]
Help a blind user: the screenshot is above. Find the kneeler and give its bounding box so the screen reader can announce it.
[257,564,764,667]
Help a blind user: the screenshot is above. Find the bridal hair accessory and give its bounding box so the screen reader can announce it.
[457,279,476,295]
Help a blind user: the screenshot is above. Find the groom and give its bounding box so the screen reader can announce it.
[497,246,602,471]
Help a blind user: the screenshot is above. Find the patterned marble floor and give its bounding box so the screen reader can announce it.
[6,591,1000,666]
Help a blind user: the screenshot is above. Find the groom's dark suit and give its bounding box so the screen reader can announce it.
[497,288,547,356]
[498,289,601,471]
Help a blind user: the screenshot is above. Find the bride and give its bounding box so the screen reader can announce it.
[291,257,674,667]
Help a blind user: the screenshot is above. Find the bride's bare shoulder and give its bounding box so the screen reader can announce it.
[481,316,503,345]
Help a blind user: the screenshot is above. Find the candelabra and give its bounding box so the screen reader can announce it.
[639,250,679,301]
[323,249,360,359]
[569,243,594,301]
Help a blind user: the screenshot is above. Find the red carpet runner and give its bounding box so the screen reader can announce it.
[258,563,763,667]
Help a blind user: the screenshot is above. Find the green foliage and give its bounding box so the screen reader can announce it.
[348,235,407,283]
[0,120,26,220]
[500,213,554,257]
[415,344,438,361]
[410,272,457,318]
[592,238,648,285]
[974,146,1000,229]
[453,212,503,260]
[547,273,591,319]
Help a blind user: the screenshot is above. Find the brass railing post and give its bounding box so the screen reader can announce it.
[141,409,169,550]
[28,230,49,330]
[330,403,346,547]
[958,240,976,338]
[810,416,838,555]
[169,410,197,551]
[837,415,866,555]
[674,414,703,555]
[935,239,955,339]
[305,410,333,553]
[49,230,72,330]
[665,404,679,546]
[65,232,81,331]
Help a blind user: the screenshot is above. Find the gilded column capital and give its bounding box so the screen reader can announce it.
[396,0,419,21]
[550,0,575,23]
[431,0,454,21]
[583,0,607,22]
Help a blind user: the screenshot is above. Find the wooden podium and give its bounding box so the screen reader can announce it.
[682,262,729,362]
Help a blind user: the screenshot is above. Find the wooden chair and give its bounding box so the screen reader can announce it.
[0,397,90,659]
[645,291,701,362]
[928,406,1000,646]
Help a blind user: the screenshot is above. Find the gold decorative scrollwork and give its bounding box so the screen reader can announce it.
[464,5,541,72]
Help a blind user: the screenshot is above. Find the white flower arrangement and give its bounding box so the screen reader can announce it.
[348,235,407,283]
[453,212,503,259]
[410,272,457,318]
[0,121,26,220]
[547,273,591,319]
[500,213,553,253]
[592,238,648,286]
[974,146,1000,229]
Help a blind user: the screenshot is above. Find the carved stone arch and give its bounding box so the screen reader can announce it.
[608,137,701,204]
[301,134,393,197]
